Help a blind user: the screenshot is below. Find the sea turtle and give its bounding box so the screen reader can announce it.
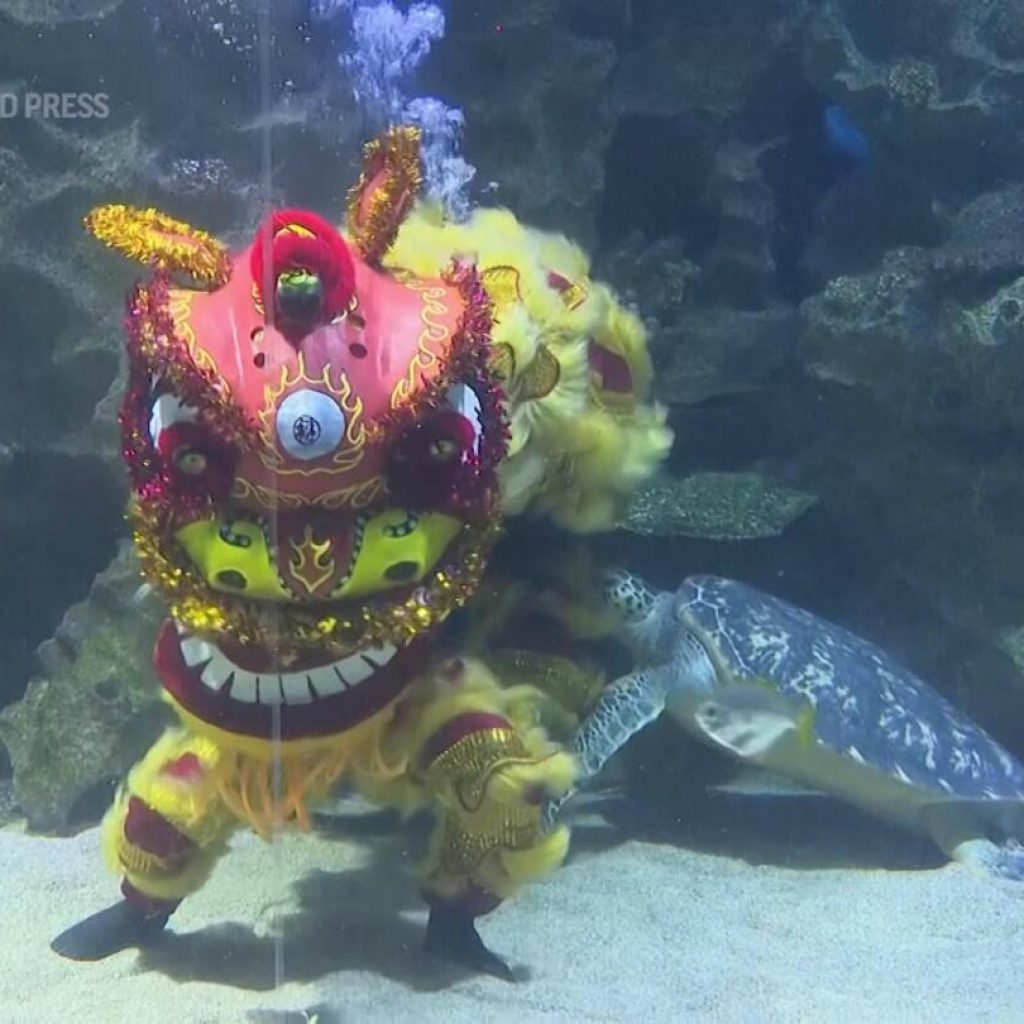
[546,570,1024,879]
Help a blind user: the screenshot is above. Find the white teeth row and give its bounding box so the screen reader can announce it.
[178,634,398,705]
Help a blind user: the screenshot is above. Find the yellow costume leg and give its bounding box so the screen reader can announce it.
[360,657,577,977]
[100,727,237,909]
[103,696,408,909]
[53,726,238,961]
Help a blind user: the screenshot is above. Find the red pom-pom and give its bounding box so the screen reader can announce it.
[250,208,356,336]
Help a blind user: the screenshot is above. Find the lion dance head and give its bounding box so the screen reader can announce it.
[88,128,510,738]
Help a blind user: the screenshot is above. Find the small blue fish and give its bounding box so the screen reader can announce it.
[823,103,870,167]
[761,91,871,301]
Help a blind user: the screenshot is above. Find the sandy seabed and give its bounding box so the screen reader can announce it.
[1,799,1022,1024]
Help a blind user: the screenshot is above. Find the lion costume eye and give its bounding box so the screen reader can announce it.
[144,377,236,498]
[386,399,482,512]
[429,438,459,461]
[150,410,236,500]
[173,447,209,476]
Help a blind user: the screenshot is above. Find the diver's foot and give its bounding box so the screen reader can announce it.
[51,900,170,961]
[424,904,515,982]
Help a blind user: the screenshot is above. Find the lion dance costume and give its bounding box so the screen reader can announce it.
[52,128,671,976]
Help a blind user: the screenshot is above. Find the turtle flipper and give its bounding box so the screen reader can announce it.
[923,802,1024,882]
[51,900,171,961]
[425,904,515,982]
[542,666,669,829]
[948,838,1024,882]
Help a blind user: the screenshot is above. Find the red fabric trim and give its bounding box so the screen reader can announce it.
[123,797,193,859]
[420,712,511,768]
[120,879,180,916]
[422,884,502,918]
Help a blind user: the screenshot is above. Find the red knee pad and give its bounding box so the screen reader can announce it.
[123,796,194,859]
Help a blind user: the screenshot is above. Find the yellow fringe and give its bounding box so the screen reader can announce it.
[104,658,577,903]
[163,696,410,840]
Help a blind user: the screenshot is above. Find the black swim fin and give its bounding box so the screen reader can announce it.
[51,900,171,961]
[424,903,515,982]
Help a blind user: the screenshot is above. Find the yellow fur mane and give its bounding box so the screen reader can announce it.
[384,204,672,532]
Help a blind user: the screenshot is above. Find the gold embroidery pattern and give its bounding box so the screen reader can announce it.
[390,279,451,408]
[480,265,522,309]
[167,289,222,383]
[288,525,337,596]
[320,476,385,510]
[230,474,385,512]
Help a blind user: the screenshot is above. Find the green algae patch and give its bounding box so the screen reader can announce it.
[620,471,817,541]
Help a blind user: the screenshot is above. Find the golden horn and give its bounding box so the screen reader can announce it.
[345,125,424,264]
[84,203,232,289]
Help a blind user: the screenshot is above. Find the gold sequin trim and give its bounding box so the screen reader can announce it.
[131,497,501,657]
[422,727,531,813]
[480,265,522,309]
[435,816,538,879]
[117,838,182,880]
[518,343,561,400]
[85,204,231,289]
[345,126,423,265]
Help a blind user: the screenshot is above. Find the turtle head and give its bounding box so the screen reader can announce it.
[602,569,671,656]
[603,569,658,622]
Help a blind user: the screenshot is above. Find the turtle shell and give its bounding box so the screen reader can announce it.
[677,575,1024,801]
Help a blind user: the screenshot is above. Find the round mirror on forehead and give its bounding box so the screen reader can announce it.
[275,388,346,461]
